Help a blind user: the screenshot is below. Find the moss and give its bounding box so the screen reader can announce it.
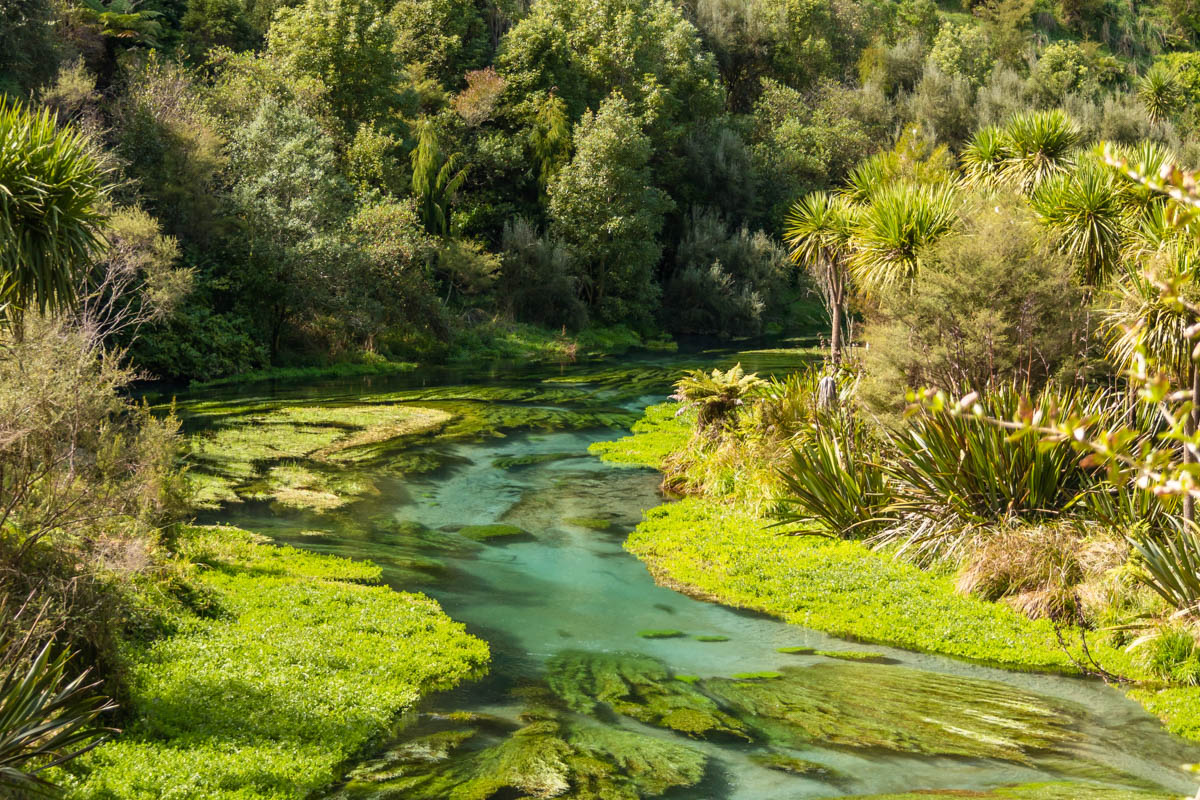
[703,662,1077,762]
[457,523,531,541]
[545,650,750,740]
[813,649,897,664]
[637,629,686,639]
[563,516,614,531]
[776,646,815,654]
[63,525,489,800]
[695,635,730,642]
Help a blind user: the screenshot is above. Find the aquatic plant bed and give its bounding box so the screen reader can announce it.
[592,405,1200,742]
[60,526,489,800]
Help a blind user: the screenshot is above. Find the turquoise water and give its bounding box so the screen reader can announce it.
[179,344,1200,799]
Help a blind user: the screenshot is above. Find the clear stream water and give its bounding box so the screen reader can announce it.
[170,342,1200,799]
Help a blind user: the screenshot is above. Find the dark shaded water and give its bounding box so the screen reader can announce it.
[172,341,1200,798]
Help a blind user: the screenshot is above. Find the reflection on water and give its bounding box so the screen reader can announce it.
[176,340,1200,799]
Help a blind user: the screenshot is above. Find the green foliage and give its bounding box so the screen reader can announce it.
[62,526,489,799]
[548,92,671,327]
[860,194,1084,402]
[0,611,116,796]
[1131,520,1200,615]
[498,217,585,328]
[929,23,993,86]
[997,109,1081,193]
[1031,161,1127,285]
[776,423,893,537]
[671,363,765,430]
[848,181,957,295]
[411,119,468,237]
[267,0,398,127]
[0,99,107,323]
[1139,62,1183,123]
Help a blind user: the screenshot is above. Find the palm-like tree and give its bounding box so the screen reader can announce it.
[1138,62,1182,125]
[998,110,1080,194]
[1030,161,1126,285]
[959,125,1007,188]
[1104,247,1200,385]
[785,192,856,361]
[848,181,958,296]
[0,100,108,328]
[841,154,891,206]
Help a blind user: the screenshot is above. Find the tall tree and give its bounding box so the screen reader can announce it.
[785,191,855,361]
[548,92,672,327]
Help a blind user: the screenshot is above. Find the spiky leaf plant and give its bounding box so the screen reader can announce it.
[1031,161,1126,286]
[0,99,108,325]
[848,181,958,296]
[671,363,765,431]
[959,125,1008,188]
[997,110,1079,194]
[1138,62,1182,125]
[0,610,117,796]
[1131,518,1200,615]
[1104,246,1200,384]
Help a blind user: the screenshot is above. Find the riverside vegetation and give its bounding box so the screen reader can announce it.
[17,0,1200,793]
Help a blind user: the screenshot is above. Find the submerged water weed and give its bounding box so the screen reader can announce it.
[776,646,815,654]
[704,662,1076,762]
[188,404,451,509]
[493,452,585,469]
[637,629,687,639]
[457,524,531,542]
[750,751,843,779]
[545,650,750,740]
[695,635,730,642]
[335,700,706,800]
[562,516,613,530]
[813,650,897,664]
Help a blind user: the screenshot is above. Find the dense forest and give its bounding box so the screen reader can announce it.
[10,0,1200,379]
[16,0,1200,795]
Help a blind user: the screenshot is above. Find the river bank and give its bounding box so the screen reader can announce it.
[591,400,1200,744]
[57,527,488,799]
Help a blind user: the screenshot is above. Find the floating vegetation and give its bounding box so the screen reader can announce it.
[457,524,531,542]
[704,662,1078,762]
[546,650,750,740]
[335,697,706,800]
[776,646,815,654]
[695,635,730,642]
[674,674,701,684]
[813,650,897,664]
[637,629,686,639]
[493,452,585,469]
[562,516,614,531]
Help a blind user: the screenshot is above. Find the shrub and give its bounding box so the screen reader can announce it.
[955,524,1084,620]
[929,23,993,87]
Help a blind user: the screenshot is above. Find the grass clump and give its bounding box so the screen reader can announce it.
[637,629,687,639]
[61,525,489,799]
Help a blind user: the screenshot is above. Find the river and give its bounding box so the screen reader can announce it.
[168,340,1200,799]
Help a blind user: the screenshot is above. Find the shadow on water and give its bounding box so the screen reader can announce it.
[177,339,1200,800]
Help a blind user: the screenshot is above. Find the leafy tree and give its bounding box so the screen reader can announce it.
[975,0,1033,68]
[548,92,672,327]
[499,217,585,328]
[0,99,107,326]
[528,93,570,191]
[785,191,855,361]
[411,118,468,237]
[267,0,398,128]
[181,0,259,61]
[387,0,492,85]
[860,195,1084,406]
[0,0,60,94]
[929,22,993,86]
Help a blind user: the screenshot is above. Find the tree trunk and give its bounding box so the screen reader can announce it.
[830,300,842,363]
[1187,358,1200,524]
